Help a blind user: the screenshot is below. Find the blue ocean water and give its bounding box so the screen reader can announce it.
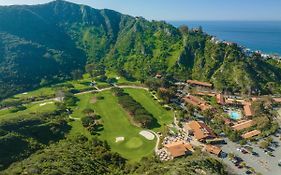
[169,21,281,55]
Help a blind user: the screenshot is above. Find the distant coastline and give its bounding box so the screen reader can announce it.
[169,21,281,56]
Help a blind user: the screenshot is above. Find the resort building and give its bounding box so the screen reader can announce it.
[204,145,222,157]
[183,95,211,111]
[243,102,255,117]
[273,98,281,103]
[185,121,216,142]
[241,130,261,139]
[225,98,243,106]
[216,93,225,105]
[164,141,193,159]
[186,80,213,89]
[232,120,256,131]
[193,91,216,97]
[223,118,232,125]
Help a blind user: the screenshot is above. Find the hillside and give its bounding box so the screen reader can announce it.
[0,0,281,100]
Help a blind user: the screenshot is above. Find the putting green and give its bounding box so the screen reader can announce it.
[125,137,143,149]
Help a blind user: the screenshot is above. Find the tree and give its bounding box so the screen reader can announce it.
[179,25,189,34]
[259,141,269,149]
[64,92,79,106]
[228,153,234,159]
[55,102,67,112]
[82,108,95,117]
[81,116,95,127]
[71,69,83,80]
[85,63,95,77]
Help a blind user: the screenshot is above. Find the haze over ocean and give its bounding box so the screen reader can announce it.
[170,21,281,55]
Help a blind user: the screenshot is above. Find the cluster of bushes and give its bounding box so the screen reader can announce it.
[2,136,227,175]
[2,136,126,175]
[81,108,103,135]
[112,88,156,128]
[0,112,70,170]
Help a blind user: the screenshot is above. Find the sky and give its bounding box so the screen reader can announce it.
[0,0,281,21]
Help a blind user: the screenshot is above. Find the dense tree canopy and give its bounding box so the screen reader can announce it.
[0,0,281,100]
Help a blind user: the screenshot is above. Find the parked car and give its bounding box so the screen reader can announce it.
[241,149,248,154]
[267,147,275,152]
[245,170,252,174]
[237,147,242,152]
[252,151,259,157]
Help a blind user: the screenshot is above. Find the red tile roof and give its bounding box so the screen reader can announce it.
[243,102,254,117]
[232,120,255,131]
[241,130,261,139]
[193,91,216,97]
[216,93,225,105]
[164,141,193,158]
[205,145,222,156]
[183,95,211,111]
[188,121,216,141]
[273,98,281,103]
[187,80,212,87]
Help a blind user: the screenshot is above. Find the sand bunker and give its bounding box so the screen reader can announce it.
[115,137,125,143]
[139,130,155,140]
[90,97,97,104]
[39,102,53,106]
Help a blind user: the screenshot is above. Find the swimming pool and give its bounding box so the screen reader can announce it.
[229,111,242,120]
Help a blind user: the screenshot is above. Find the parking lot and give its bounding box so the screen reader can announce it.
[220,136,281,175]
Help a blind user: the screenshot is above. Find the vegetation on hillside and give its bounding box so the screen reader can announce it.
[0,0,281,100]
[0,110,70,170]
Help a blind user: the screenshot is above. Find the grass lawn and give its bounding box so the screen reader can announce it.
[67,120,92,139]
[0,101,56,121]
[106,70,141,85]
[71,93,96,119]
[13,87,55,99]
[124,88,174,131]
[92,90,155,161]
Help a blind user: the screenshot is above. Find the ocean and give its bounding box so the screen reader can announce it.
[169,21,281,55]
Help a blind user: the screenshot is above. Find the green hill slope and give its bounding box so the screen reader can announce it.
[0,0,281,99]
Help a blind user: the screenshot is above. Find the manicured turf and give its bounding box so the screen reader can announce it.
[1,84,167,162]
[71,93,96,119]
[0,101,56,121]
[92,90,155,161]
[68,120,92,139]
[125,88,174,131]
[106,70,141,85]
[14,87,54,99]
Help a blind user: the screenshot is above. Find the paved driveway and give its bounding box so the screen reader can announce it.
[220,137,281,175]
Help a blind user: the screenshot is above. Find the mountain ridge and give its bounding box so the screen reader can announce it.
[0,0,281,99]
